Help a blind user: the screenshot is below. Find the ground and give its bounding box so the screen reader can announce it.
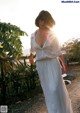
[8,66,80,113]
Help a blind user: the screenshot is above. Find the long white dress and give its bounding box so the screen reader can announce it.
[30,31,73,113]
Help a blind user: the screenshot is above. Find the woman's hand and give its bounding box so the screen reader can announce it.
[29,53,34,65]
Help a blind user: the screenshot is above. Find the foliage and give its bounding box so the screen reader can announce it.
[62,38,80,63]
[0,22,27,59]
[0,58,38,104]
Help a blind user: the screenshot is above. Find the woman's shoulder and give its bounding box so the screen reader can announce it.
[30,33,35,43]
[48,31,57,43]
[31,32,34,38]
[31,30,37,38]
[49,30,56,38]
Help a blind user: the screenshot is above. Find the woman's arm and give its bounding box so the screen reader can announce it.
[58,55,67,72]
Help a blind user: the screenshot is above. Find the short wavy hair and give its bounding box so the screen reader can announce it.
[35,10,55,28]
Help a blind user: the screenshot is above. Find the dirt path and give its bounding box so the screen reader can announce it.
[9,66,80,113]
[67,79,80,113]
[8,78,80,113]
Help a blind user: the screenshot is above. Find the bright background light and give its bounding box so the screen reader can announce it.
[0,0,80,55]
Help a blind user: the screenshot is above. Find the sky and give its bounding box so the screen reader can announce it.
[0,0,80,53]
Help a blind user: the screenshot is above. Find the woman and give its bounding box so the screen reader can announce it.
[29,10,73,113]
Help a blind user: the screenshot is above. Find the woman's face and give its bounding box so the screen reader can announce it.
[38,20,50,30]
[38,20,45,28]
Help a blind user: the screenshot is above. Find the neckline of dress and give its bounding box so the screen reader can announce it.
[34,30,49,49]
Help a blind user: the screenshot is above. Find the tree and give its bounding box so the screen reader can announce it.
[0,22,27,59]
[0,22,28,104]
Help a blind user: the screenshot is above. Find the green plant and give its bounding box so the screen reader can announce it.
[0,22,27,58]
[62,38,80,64]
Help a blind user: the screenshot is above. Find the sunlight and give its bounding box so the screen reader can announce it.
[53,26,67,45]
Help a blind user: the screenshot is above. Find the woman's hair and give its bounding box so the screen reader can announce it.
[35,10,55,28]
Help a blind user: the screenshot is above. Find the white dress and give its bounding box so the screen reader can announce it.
[30,31,73,113]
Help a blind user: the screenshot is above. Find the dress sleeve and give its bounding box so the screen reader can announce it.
[30,34,36,55]
[51,34,62,56]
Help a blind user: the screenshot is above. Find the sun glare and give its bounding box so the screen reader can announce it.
[53,26,66,45]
